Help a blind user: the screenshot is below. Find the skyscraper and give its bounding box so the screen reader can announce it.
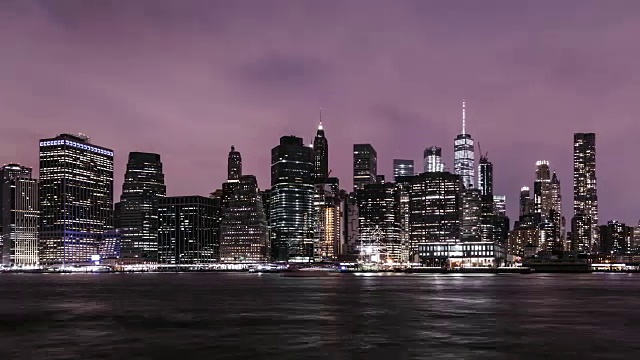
[270,136,315,261]
[409,172,461,247]
[227,145,242,180]
[353,144,377,192]
[572,133,598,252]
[478,155,496,243]
[314,178,341,260]
[460,188,481,242]
[519,187,533,216]
[1,164,38,267]
[220,175,269,262]
[393,159,414,182]
[424,146,444,173]
[454,101,475,189]
[534,160,552,217]
[158,196,218,265]
[119,152,166,264]
[313,117,329,183]
[357,182,401,261]
[39,134,114,266]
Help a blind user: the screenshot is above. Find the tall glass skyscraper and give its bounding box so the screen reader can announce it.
[270,136,315,261]
[353,144,377,192]
[119,152,166,264]
[572,133,598,252]
[454,101,475,189]
[39,134,114,266]
[1,164,39,267]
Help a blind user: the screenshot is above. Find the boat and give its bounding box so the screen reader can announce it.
[281,267,339,277]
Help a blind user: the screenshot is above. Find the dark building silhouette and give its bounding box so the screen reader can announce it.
[270,136,315,261]
[353,144,377,192]
[119,152,166,264]
[599,221,632,255]
[158,196,218,265]
[227,145,242,180]
[39,134,113,266]
[519,186,533,217]
[313,121,328,183]
[1,164,38,267]
[220,175,269,262]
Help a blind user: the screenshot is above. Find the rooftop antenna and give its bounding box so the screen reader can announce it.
[462,100,466,135]
[318,108,323,130]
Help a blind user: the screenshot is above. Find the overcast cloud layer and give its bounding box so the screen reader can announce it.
[1,0,639,224]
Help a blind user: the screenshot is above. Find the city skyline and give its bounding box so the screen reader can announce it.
[1,0,639,225]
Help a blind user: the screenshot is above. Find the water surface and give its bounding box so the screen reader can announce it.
[1,273,639,359]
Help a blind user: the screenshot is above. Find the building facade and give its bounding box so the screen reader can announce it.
[424,146,444,173]
[454,101,475,189]
[393,159,414,182]
[572,133,598,252]
[220,175,269,262]
[353,144,377,192]
[270,136,315,261]
[39,134,114,266]
[1,164,39,267]
[119,152,166,264]
[357,182,401,261]
[409,172,461,251]
[158,196,218,265]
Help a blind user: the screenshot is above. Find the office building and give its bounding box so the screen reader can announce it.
[409,172,461,248]
[39,134,114,266]
[393,159,414,182]
[1,164,38,267]
[424,146,444,173]
[342,192,359,256]
[460,188,481,242]
[220,175,268,262]
[314,178,341,260]
[572,133,598,252]
[227,145,242,180]
[599,221,632,256]
[519,187,533,216]
[454,101,475,189]
[395,176,413,262]
[119,152,166,264]
[353,144,377,192]
[158,196,218,265]
[357,182,401,262]
[534,160,552,217]
[270,136,315,261]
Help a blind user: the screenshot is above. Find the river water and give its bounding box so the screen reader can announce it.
[1,273,639,359]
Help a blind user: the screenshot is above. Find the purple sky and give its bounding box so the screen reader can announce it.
[1,0,639,225]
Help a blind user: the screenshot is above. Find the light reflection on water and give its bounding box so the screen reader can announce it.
[0,273,639,359]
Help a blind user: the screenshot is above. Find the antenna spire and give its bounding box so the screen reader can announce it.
[462,100,466,135]
[318,108,323,130]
